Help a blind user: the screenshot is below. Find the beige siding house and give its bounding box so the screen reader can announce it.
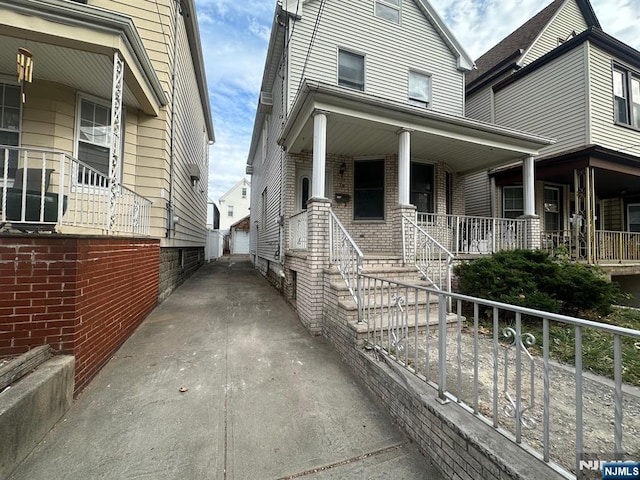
[247,0,552,331]
[465,0,640,268]
[0,0,213,388]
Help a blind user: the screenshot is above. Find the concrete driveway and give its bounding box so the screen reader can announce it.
[8,256,442,479]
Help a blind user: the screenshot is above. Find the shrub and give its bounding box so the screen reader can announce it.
[454,249,620,318]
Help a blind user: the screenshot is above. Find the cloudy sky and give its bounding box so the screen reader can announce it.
[195,0,640,204]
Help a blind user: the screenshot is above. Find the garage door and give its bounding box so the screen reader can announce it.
[232,230,250,254]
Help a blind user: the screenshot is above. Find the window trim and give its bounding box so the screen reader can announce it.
[503,185,524,219]
[374,0,401,24]
[408,69,432,109]
[612,63,640,131]
[73,93,124,187]
[337,48,366,92]
[410,160,435,214]
[627,203,640,232]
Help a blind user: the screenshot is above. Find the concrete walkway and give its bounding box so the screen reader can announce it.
[8,257,442,479]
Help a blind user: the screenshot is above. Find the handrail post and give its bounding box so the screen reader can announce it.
[437,293,449,403]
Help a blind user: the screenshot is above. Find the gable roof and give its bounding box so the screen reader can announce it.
[219,178,250,202]
[466,0,600,93]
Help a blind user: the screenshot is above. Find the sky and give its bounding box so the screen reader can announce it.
[194,0,640,204]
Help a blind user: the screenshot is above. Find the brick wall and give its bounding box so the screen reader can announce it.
[0,236,160,392]
[158,247,204,302]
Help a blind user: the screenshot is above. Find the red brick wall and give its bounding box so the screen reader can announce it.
[0,236,160,392]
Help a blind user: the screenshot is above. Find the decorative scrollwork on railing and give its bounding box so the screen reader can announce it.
[502,327,537,430]
[389,295,406,354]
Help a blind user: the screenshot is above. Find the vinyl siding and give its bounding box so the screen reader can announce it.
[465,88,493,123]
[588,45,640,156]
[494,44,588,156]
[521,0,588,66]
[463,171,492,217]
[288,0,465,116]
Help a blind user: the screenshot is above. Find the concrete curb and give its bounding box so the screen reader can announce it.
[0,355,74,479]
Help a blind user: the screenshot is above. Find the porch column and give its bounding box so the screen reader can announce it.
[523,156,535,216]
[109,51,124,232]
[521,156,541,250]
[312,110,328,199]
[398,128,411,206]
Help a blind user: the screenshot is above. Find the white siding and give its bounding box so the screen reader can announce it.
[218,179,251,232]
[288,0,465,116]
[522,0,588,66]
[494,44,588,156]
[463,171,492,217]
[465,88,493,123]
[588,45,640,156]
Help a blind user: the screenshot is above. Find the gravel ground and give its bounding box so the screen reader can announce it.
[379,326,640,475]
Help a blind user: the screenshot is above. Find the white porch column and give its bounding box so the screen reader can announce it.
[398,128,411,205]
[523,156,536,216]
[109,50,124,232]
[312,111,328,199]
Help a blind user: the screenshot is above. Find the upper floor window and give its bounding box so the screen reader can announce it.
[228,205,234,217]
[408,71,431,108]
[613,66,640,129]
[338,50,365,91]
[241,187,247,198]
[375,0,400,23]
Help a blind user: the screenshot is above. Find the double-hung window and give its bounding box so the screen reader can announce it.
[0,83,21,181]
[354,159,384,220]
[76,96,118,184]
[338,50,365,91]
[228,205,234,217]
[613,66,640,129]
[503,186,524,218]
[408,71,431,108]
[375,0,400,23]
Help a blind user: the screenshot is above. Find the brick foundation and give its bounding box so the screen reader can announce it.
[0,235,160,393]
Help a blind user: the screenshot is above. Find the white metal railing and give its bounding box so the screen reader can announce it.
[541,230,640,263]
[329,210,363,321]
[360,274,640,479]
[1,146,151,235]
[417,213,526,255]
[402,214,453,293]
[288,210,308,250]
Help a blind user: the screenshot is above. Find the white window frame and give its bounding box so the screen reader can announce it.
[503,186,524,219]
[408,70,431,108]
[295,168,333,212]
[241,187,247,198]
[73,93,124,189]
[338,49,365,92]
[228,205,234,217]
[374,0,400,24]
[0,80,22,187]
[261,115,270,165]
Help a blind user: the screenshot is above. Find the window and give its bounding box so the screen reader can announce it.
[338,50,365,91]
[375,0,400,23]
[613,66,640,129]
[354,160,384,220]
[0,83,21,181]
[408,71,431,108]
[228,205,234,217]
[543,186,561,232]
[261,188,268,228]
[262,115,269,164]
[410,162,434,213]
[628,204,640,232]
[300,176,310,210]
[503,186,524,218]
[241,187,247,198]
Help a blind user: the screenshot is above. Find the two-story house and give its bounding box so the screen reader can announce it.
[218,178,251,233]
[0,0,214,392]
[465,0,640,276]
[246,0,553,331]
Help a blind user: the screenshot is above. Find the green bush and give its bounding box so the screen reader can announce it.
[454,249,620,317]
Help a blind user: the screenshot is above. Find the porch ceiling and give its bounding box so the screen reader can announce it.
[280,81,555,175]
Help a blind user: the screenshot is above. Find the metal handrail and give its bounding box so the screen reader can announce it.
[402,214,453,293]
[329,209,364,322]
[359,273,640,478]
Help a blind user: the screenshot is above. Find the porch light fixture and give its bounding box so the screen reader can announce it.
[16,47,33,103]
[339,162,347,177]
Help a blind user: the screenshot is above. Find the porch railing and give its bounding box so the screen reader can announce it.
[360,274,640,478]
[541,230,640,263]
[417,213,526,255]
[1,146,151,235]
[288,210,308,250]
[402,214,453,293]
[329,209,363,321]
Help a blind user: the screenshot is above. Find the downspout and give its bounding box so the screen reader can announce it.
[167,0,182,237]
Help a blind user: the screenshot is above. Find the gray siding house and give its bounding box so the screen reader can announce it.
[246,0,552,331]
[465,0,640,268]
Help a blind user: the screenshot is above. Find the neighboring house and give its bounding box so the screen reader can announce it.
[230,214,251,254]
[246,0,553,331]
[218,178,251,232]
[0,0,214,392]
[465,0,640,271]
